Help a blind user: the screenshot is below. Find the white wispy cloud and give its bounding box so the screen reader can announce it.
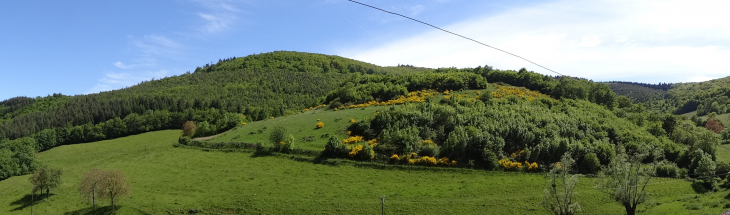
[113,62,131,69]
[88,70,169,94]
[129,34,184,60]
[199,13,230,34]
[409,5,425,16]
[193,0,243,34]
[338,0,730,83]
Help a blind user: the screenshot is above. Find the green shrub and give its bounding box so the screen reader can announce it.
[281,135,295,153]
[594,142,615,165]
[380,127,422,155]
[354,144,375,160]
[580,152,600,174]
[419,143,440,157]
[655,162,679,178]
[322,136,347,158]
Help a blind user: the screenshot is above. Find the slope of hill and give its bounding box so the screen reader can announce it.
[3,130,728,215]
[608,77,730,115]
[606,82,668,103]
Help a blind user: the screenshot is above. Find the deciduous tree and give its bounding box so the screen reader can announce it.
[78,169,105,208]
[100,169,130,210]
[595,147,654,215]
[28,165,62,198]
[542,154,580,215]
[182,121,197,137]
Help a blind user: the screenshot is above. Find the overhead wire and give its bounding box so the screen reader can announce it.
[346,0,565,77]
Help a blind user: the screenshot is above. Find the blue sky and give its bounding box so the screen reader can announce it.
[1,0,729,101]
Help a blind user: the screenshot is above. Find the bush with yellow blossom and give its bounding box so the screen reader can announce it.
[316,122,324,129]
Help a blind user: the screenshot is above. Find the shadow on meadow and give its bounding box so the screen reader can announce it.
[63,205,152,215]
[691,181,711,194]
[9,193,55,211]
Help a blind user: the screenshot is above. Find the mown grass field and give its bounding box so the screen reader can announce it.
[1,128,730,214]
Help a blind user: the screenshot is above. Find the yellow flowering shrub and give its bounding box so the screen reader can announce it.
[339,90,436,110]
[348,144,363,158]
[437,157,452,166]
[416,156,438,166]
[525,161,539,171]
[346,131,352,136]
[269,116,275,119]
[408,159,415,164]
[390,154,400,163]
[349,118,356,123]
[316,122,324,129]
[499,159,523,171]
[510,150,526,159]
[367,139,378,147]
[342,136,364,144]
[421,140,436,146]
[491,85,551,101]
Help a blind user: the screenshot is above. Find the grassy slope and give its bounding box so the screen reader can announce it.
[1,130,729,214]
[210,106,387,150]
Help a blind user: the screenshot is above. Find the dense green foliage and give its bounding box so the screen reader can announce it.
[348,89,689,173]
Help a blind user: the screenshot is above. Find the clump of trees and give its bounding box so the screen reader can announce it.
[78,169,130,210]
[0,137,37,180]
[347,89,679,172]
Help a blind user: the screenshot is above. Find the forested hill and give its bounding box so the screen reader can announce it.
[0,52,432,140]
[0,50,675,181]
[606,82,668,103]
[605,77,730,115]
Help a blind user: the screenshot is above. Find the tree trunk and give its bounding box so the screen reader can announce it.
[624,205,636,215]
[46,188,50,199]
[92,187,95,209]
[111,195,114,210]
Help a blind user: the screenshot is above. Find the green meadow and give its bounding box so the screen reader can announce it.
[210,106,387,151]
[1,128,729,214]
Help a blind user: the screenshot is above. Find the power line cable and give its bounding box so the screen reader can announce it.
[346,0,565,77]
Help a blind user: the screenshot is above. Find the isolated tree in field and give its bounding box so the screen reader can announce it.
[542,154,580,215]
[28,165,62,198]
[78,169,105,209]
[99,169,130,210]
[182,121,197,137]
[269,125,287,150]
[595,147,654,215]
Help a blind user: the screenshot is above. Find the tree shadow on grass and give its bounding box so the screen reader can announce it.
[63,205,152,215]
[9,193,55,211]
[251,147,275,157]
[691,181,710,194]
